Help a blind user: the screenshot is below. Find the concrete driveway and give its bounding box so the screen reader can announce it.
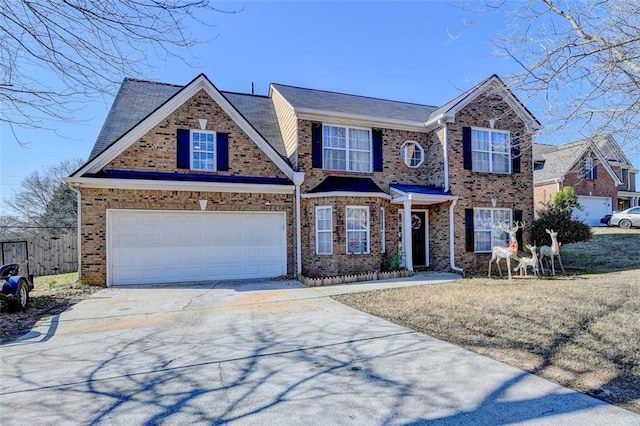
[1,273,637,425]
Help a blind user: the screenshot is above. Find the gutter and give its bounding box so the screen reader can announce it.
[449,198,464,276]
[439,119,451,192]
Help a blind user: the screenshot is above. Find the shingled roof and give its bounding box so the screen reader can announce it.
[88,78,288,163]
[270,83,437,123]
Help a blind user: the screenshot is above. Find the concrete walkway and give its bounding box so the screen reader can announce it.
[1,273,637,425]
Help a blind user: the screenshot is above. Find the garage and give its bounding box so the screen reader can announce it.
[107,210,287,286]
[574,196,612,226]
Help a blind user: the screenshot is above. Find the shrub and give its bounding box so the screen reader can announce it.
[533,204,592,246]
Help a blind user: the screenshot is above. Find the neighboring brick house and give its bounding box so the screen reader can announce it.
[67,74,539,286]
[533,135,639,226]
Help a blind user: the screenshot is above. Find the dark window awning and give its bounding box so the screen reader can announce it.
[390,184,457,205]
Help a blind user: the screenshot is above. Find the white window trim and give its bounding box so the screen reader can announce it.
[322,124,372,172]
[190,129,217,171]
[400,140,424,168]
[346,206,370,255]
[315,206,333,255]
[473,207,513,253]
[471,127,511,174]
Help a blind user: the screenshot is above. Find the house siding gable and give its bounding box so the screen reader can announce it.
[271,88,299,168]
[563,149,618,202]
[102,89,288,180]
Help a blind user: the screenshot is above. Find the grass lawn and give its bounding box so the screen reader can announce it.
[0,272,101,344]
[335,227,640,413]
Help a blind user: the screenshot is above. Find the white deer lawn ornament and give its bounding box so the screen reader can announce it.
[539,229,565,276]
[514,244,539,277]
[488,222,524,280]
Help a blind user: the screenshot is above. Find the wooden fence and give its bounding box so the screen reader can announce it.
[0,234,78,277]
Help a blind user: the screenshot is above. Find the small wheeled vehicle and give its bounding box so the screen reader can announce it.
[0,263,34,311]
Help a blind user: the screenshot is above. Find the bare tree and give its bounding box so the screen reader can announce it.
[1,1,234,139]
[475,0,640,159]
[4,159,83,237]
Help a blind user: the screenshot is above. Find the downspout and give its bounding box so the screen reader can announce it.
[449,198,464,276]
[439,119,450,192]
[292,172,305,276]
[66,181,82,282]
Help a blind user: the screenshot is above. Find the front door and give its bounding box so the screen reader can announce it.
[411,211,427,266]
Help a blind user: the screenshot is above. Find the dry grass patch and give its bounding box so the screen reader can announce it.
[0,272,101,344]
[335,228,640,413]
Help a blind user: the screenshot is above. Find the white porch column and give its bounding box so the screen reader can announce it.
[403,198,413,271]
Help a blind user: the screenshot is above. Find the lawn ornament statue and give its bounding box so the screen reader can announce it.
[513,244,539,277]
[538,229,565,276]
[488,221,524,280]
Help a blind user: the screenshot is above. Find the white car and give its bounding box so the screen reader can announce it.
[609,207,640,228]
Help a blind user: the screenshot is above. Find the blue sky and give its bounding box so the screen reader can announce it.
[0,1,636,215]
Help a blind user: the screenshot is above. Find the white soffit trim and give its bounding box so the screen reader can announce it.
[64,177,295,194]
[77,74,295,180]
[301,191,391,200]
[390,187,457,205]
[295,108,428,132]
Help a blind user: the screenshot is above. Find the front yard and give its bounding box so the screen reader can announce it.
[335,227,640,413]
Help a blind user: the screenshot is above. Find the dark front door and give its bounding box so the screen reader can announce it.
[411,211,426,267]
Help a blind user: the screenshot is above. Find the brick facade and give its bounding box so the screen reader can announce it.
[105,89,288,180]
[444,92,535,271]
[79,188,295,285]
[76,76,538,284]
[562,150,618,204]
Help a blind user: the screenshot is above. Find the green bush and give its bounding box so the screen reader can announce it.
[533,204,592,246]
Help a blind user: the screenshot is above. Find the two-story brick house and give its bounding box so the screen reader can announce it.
[67,74,539,286]
[533,135,639,225]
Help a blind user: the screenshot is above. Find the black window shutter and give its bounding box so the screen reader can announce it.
[465,208,475,252]
[312,122,322,168]
[514,209,523,250]
[372,128,383,172]
[463,127,472,170]
[176,129,190,169]
[217,133,229,171]
[511,137,521,173]
[593,164,598,180]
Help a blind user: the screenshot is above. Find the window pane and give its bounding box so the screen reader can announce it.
[323,126,346,148]
[472,152,490,172]
[323,148,346,170]
[349,150,371,172]
[472,130,489,151]
[492,153,510,173]
[491,132,509,153]
[475,230,492,252]
[348,128,371,150]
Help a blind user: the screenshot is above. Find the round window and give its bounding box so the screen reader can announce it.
[400,141,424,168]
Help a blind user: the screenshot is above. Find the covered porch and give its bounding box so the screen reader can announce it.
[390,184,458,272]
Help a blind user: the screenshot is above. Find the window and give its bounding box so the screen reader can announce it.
[400,141,424,168]
[323,125,372,172]
[346,206,369,254]
[471,128,510,174]
[473,208,512,252]
[191,130,216,171]
[622,168,629,188]
[584,156,594,180]
[316,206,332,255]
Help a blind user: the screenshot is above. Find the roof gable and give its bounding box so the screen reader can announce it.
[74,74,294,179]
[425,75,540,131]
[533,140,622,185]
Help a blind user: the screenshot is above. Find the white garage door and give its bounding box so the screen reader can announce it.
[574,196,611,226]
[108,210,287,286]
